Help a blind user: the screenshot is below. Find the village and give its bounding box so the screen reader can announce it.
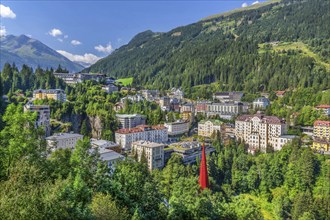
[16,72,330,172]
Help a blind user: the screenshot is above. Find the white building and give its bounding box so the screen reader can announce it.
[24,102,51,137]
[102,84,119,93]
[90,138,121,151]
[180,103,195,114]
[46,133,83,151]
[207,102,245,119]
[98,148,124,171]
[198,119,222,137]
[235,114,289,152]
[273,135,297,151]
[115,125,168,150]
[132,141,165,170]
[116,114,146,129]
[164,120,190,136]
[120,94,144,103]
[253,97,270,109]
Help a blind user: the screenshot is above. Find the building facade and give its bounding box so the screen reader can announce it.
[198,119,222,137]
[313,120,330,152]
[132,141,165,170]
[235,114,289,152]
[207,102,245,119]
[253,97,270,109]
[46,133,83,150]
[102,84,119,93]
[33,89,66,102]
[315,105,330,117]
[116,114,146,129]
[115,125,168,150]
[213,92,243,102]
[24,102,51,137]
[165,120,190,136]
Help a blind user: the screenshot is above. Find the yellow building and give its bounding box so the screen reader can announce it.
[181,111,193,123]
[33,89,66,102]
[312,120,330,152]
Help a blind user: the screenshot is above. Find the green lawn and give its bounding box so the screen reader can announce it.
[116,77,134,86]
[259,41,330,69]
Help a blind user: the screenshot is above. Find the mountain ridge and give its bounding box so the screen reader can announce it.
[85,0,329,96]
[0,34,84,72]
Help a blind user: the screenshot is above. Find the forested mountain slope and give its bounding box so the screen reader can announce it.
[86,0,329,93]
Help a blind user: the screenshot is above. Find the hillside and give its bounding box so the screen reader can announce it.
[86,0,329,95]
[0,34,83,72]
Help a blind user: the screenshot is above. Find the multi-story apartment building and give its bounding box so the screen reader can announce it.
[90,138,121,153]
[198,119,222,137]
[115,125,168,150]
[141,90,160,101]
[235,114,290,152]
[168,88,184,100]
[253,97,270,109]
[164,120,190,136]
[207,102,245,119]
[181,111,194,123]
[313,120,330,152]
[132,141,165,170]
[33,89,66,102]
[195,101,212,114]
[24,102,51,137]
[213,92,243,102]
[46,133,83,151]
[180,103,195,114]
[116,114,146,129]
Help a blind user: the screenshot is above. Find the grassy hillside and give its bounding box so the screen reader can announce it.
[86,0,329,96]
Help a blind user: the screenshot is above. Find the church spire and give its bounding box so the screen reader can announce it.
[199,143,209,189]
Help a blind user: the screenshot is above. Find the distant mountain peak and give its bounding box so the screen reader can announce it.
[0,34,83,72]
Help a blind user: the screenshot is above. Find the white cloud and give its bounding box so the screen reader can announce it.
[49,28,63,37]
[0,4,16,19]
[252,1,260,5]
[0,26,6,36]
[64,35,68,39]
[57,50,102,65]
[94,42,113,53]
[242,2,248,7]
[57,38,63,42]
[71,40,82,46]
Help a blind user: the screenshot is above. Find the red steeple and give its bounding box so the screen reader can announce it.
[199,143,209,189]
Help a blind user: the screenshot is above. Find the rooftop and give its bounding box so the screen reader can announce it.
[199,119,223,126]
[98,148,124,161]
[115,124,166,134]
[116,114,145,118]
[279,135,297,139]
[33,89,65,94]
[132,140,165,148]
[236,114,285,124]
[314,120,330,127]
[90,138,119,147]
[316,105,330,109]
[46,133,83,140]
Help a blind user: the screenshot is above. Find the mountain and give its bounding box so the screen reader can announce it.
[86,0,329,97]
[0,34,83,72]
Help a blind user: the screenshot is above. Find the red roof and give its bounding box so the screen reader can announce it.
[276,90,286,95]
[316,105,330,109]
[314,120,330,127]
[115,124,166,134]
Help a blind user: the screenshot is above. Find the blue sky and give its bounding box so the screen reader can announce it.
[1,1,265,65]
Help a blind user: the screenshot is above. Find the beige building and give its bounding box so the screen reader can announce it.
[24,102,51,137]
[132,141,165,170]
[33,89,66,102]
[164,120,190,136]
[235,114,289,152]
[46,133,83,151]
[198,120,222,137]
[115,125,168,151]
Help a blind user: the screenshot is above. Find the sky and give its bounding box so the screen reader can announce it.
[1,0,265,65]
